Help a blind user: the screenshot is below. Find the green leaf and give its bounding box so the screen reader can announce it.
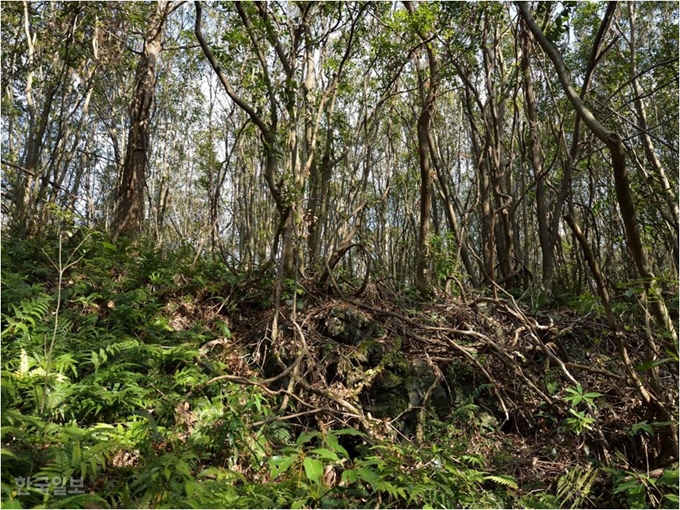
[217,321,232,338]
[356,466,379,486]
[566,384,582,395]
[184,480,202,498]
[1,500,23,509]
[664,346,679,362]
[303,457,324,484]
[324,433,349,459]
[583,392,603,399]
[651,421,675,428]
[341,469,357,484]
[635,359,673,372]
[296,431,320,446]
[269,455,297,479]
[333,428,365,436]
[564,393,582,406]
[658,469,679,485]
[631,421,655,437]
[613,478,641,493]
[663,494,679,504]
[310,447,339,461]
[0,448,17,459]
[92,423,116,431]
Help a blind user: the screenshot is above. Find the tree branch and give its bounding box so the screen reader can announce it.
[516,2,611,144]
[194,1,271,139]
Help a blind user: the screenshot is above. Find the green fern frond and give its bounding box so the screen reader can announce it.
[37,448,74,481]
[556,465,600,508]
[471,382,493,400]
[137,489,154,509]
[458,454,485,468]
[453,403,479,421]
[484,474,519,490]
[105,338,143,356]
[2,294,53,343]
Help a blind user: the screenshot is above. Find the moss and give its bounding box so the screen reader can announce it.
[319,340,339,360]
[383,350,410,375]
[366,390,408,419]
[353,339,384,368]
[378,370,403,390]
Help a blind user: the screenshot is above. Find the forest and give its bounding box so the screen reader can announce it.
[1,1,678,508]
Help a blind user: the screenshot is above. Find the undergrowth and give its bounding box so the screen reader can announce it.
[1,230,677,508]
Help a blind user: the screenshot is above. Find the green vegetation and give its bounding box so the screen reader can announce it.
[2,231,677,508]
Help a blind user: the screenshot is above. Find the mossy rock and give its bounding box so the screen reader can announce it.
[445,360,503,423]
[405,360,449,413]
[377,369,403,390]
[320,306,379,345]
[354,339,384,368]
[319,340,340,360]
[383,350,411,375]
[363,357,452,428]
[365,387,408,419]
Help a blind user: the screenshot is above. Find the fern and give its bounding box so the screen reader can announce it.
[484,474,519,490]
[470,382,494,401]
[105,338,144,357]
[459,454,485,468]
[2,293,53,338]
[556,465,600,508]
[452,402,479,422]
[36,449,74,481]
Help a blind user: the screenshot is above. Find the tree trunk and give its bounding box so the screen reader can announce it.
[414,106,434,297]
[520,20,552,289]
[405,1,438,298]
[111,2,172,241]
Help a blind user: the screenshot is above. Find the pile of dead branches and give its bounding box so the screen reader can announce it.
[200,282,678,473]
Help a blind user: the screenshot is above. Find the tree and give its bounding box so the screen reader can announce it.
[404,1,439,298]
[110,1,178,241]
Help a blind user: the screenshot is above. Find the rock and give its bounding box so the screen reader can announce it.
[363,356,451,434]
[320,306,378,345]
[354,339,384,368]
[445,359,504,426]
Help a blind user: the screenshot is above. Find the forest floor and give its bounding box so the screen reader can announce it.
[2,234,678,508]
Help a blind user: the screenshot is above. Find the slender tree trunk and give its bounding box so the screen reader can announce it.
[626,3,679,240]
[520,20,552,289]
[111,2,172,240]
[404,1,438,298]
[483,20,516,287]
[415,106,434,296]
